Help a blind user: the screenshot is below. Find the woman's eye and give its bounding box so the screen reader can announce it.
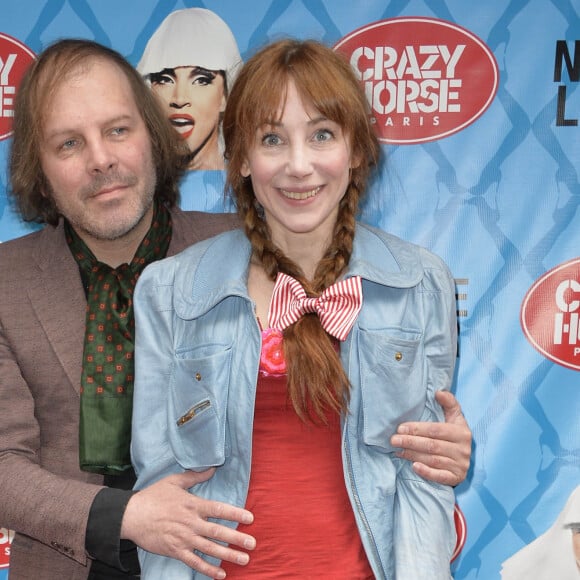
[262,133,282,146]
[150,73,173,86]
[111,127,127,136]
[193,74,215,86]
[314,129,333,142]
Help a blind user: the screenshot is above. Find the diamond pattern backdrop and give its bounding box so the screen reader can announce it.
[0,1,579,579]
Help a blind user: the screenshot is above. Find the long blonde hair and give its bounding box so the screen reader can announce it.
[223,39,380,422]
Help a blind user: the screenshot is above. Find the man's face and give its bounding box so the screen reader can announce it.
[40,58,157,246]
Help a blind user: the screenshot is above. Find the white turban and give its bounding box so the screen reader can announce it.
[501,485,580,579]
[137,8,242,92]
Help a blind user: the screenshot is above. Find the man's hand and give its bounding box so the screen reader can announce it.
[121,469,256,579]
[390,390,472,486]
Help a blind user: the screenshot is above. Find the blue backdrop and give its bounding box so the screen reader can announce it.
[1,2,579,578]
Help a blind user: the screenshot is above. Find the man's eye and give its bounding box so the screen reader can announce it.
[60,139,77,150]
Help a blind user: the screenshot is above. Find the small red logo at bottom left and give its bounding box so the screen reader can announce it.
[452,504,467,562]
[0,527,14,569]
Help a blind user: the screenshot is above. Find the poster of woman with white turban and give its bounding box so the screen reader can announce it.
[0,2,579,578]
[501,485,580,579]
[137,8,242,212]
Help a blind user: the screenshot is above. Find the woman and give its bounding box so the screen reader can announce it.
[501,485,580,579]
[132,39,457,579]
[137,8,242,171]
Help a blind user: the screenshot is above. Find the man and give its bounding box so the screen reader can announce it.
[0,39,471,579]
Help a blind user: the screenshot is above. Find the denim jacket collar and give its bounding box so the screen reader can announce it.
[172,223,424,320]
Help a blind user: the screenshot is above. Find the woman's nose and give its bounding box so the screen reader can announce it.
[170,82,191,107]
[286,143,313,177]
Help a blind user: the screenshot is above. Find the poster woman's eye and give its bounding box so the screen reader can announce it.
[150,72,174,86]
[192,72,217,86]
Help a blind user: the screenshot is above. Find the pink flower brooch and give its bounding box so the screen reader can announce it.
[259,328,286,376]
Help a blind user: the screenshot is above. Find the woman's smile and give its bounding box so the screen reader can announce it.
[279,186,321,200]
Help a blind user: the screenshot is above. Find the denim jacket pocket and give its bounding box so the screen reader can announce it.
[168,346,232,470]
[359,328,424,452]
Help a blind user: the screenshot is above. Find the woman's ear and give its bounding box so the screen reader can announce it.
[241,160,251,177]
[350,152,362,170]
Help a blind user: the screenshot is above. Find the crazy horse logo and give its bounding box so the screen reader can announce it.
[334,17,499,145]
[521,257,580,371]
[0,33,35,141]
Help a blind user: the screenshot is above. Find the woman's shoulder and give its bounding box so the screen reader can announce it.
[178,227,249,267]
[137,228,252,318]
[353,223,453,292]
[356,222,451,273]
[142,228,247,282]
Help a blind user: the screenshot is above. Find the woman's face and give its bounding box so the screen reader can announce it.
[240,80,354,250]
[150,66,226,169]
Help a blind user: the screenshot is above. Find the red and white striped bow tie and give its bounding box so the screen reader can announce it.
[268,272,363,341]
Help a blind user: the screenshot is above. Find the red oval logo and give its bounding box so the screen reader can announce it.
[0,527,14,569]
[0,33,36,141]
[451,504,467,562]
[521,258,580,371]
[334,17,499,144]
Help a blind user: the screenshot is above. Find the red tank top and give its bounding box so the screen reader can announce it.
[221,329,374,579]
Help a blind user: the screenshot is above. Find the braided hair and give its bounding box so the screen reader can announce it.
[223,39,380,422]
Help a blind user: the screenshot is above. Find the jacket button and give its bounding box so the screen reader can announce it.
[195,372,202,381]
[394,352,403,361]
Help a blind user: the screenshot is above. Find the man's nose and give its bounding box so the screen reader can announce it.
[87,138,117,174]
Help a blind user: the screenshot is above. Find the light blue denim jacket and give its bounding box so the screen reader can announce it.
[132,223,457,580]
